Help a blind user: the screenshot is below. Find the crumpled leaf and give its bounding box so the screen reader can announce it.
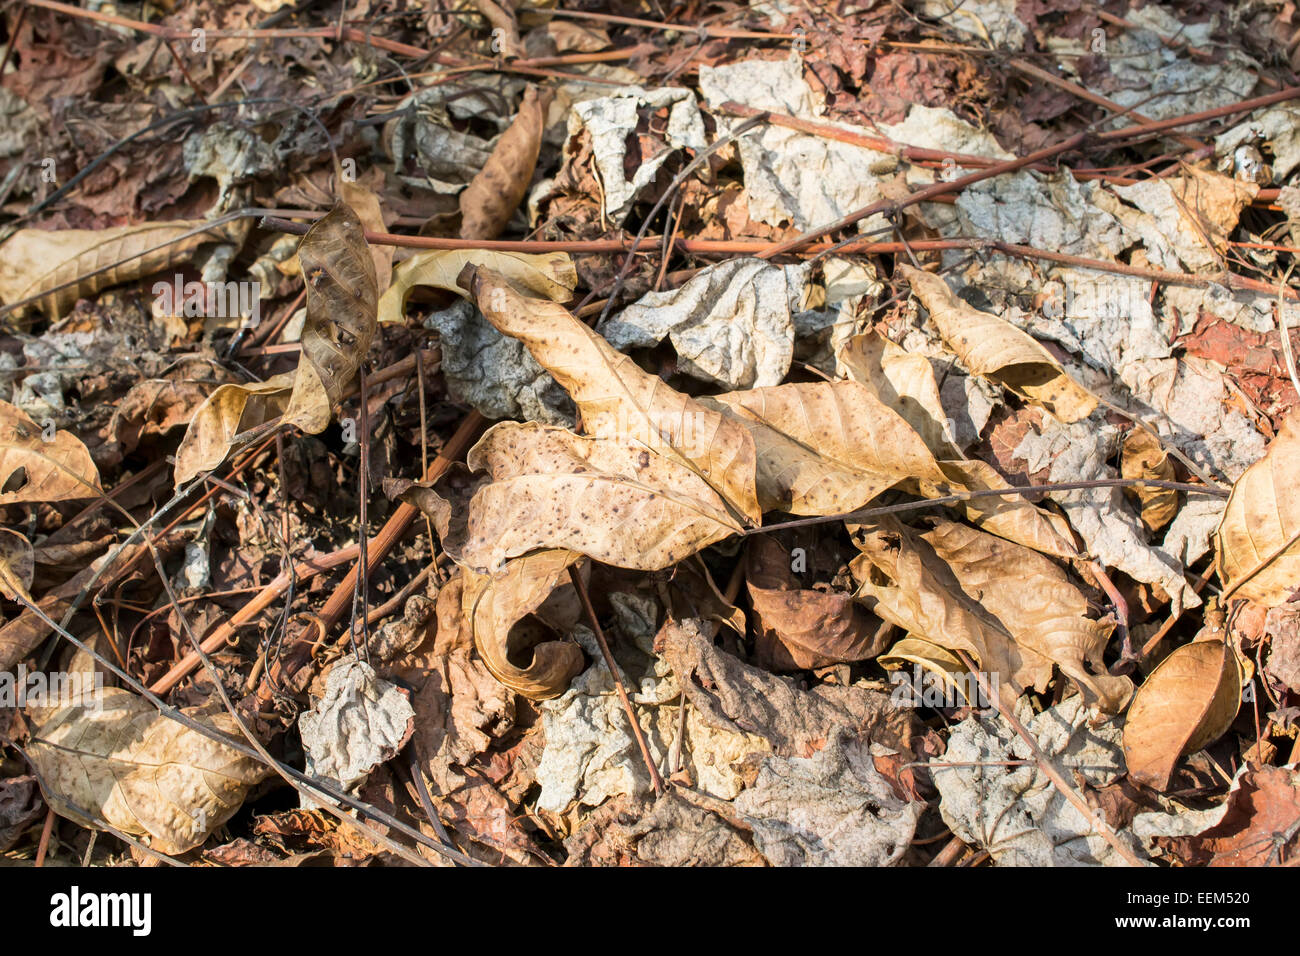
[599,258,810,389]
[734,732,921,866]
[462,265,762,524]
[298,657,416,795]
[746,535,888,671]
[460,550,587,700]
[378,248,578,325]
[1151,764,1300,866]
[1122,631,1242,792]
[174,203,377,484]
[564,792,765,867]
[852,518,1132,713]
[27,686,272,855]
[0,400,101,504]
[1214,414,1300,606]
[0,218,242,320]
[0,528,34,602]
[460,85,549,239]
[418,421,744,573]
[1121,428,1178,534]
[931,696,1146,866]
[901,264,1097,423]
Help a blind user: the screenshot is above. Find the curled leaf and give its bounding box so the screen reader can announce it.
[378,249,577,324]
[0,400,101,504]
[1123,633,1242,791]
[1121,428,1178,533]
[462,550,587,699]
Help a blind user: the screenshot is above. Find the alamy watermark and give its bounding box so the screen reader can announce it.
[0,666,104,714]
[889,663,999,710]
[152,275,261,326]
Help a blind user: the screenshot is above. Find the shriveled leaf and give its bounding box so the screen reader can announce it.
[0,529,34,603]
[378,249,577,324]
[282,202,378,430]
[460,85,549,240]
[746,536,888,670]
[1153,765,1300,866]
[27,686,272,855]
[415,421,744,572]
[463,266,761,524]
[339,177,394,295]
[1123,632,1242,792]
[1121,428,1178,533]
[1214,414,1300,605]
[852,518,1130,712]
[461,550,587,699]
[900,264,1097,423]
[0,400,101,504]
[174,203,377,485]
[0,218,242,319]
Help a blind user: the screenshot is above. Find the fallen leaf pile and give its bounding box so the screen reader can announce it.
[2,0,1300,870]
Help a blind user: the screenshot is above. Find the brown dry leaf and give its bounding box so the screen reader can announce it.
[1121,428,1178,534]
[900,264,1098,423]
[0,218,243,319]
[0,562,101,671]
[460,85,550,240]
[1155,765,1300,866]
[340,177,394,295]
[0,529,34,603]
[851,518,1130,712]
[745,536,889,670]
[700,380,949,517]
[418,421,744,572]
[463,265,762,524]
[173,203,377,484]
[0,400,101,504]
[27,686,272,855]
[1122,630,1242,791]
[377,249,577,325]
[461,549,587,699]
[472,0,523,57]
[837,332,1076,557]
[172,373,295,485]
[1214,414,1300,605]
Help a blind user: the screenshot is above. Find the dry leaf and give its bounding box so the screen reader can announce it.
[0,529,34,603]
[0,218,242,319]
[461,549,587,699]
[173,203,376,484]
[746,536,888,670]
[421,421,744,572]
[1121,428,1178,533]
[460,85,549,240]
[0,400,101,504]
[378,249,577,325]
[1153,765,1300,866]
[1122,630,1242,791]
[27,687,272,855]
[900,264,1097,423]
[463,265,762,524]
[1215,414,1300,605]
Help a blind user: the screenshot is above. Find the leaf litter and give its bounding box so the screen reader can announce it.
[1,0,1300,872]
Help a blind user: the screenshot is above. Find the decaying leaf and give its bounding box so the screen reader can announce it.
[462,265,762,524]
[1152,765,1300,865]
[900,264,1098,423]
[1122,630,1242,792]
[460,85,550,240]
[1215,414,1300,605]
[0,400,101,504]
[173,203,377,484]
[460,549,587,699]
[298,658,415,794]
[0,218,243,319]
[26,686,272,855]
